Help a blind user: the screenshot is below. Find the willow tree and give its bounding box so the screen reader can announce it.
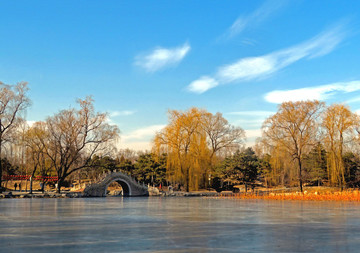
[43,97,120,193]
[23,122,53,193]
[154,107,244,191]
[154,108,205,191]
[262,100,324,192]
[322,104,357,189]
[0,82,30,191]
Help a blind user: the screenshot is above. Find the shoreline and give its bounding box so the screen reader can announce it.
[215,191,360,202]
[1,189,360,202]
[0,190,221,199]
[0,191,84,199]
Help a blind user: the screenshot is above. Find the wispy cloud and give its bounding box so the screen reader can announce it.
[121,124,165,142]
[228,111,275,130]
[228,110,275,116]
[135,42,190,72]
[346,96,360,104]
[110,110,136,117]
[27,120,36,127]
[245,129,262,139]
[188,76,219,94]
[225,0,288,39]
[119,124,166,151]
[118,141,153,151]
[188,23,347,93]
[244,129,262,147]
[106,110,136,125]
[264,80,360,104]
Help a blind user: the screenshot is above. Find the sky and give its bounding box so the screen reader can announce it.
[1,0,360,151]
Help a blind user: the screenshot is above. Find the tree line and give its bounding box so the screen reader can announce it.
[0,82,119,193]
[1,81,360,193]
[257,100,360,192]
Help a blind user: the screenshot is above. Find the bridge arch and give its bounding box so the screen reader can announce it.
[84,171,148,197]
[105,178,131,196]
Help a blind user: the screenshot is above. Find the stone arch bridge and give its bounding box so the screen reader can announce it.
[83,172,149,197]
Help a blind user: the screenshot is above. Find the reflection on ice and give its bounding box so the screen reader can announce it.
[0,198,359,252]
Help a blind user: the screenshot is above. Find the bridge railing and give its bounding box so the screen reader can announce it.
[90,170,148,190]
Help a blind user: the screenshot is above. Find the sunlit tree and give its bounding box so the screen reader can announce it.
[154,108,205,191]
[23,121,54,193]
[262,100,324,192]
[43,97,120,193]
[0,82,30,191]
[322,104,357,189]
[154,107,244,191]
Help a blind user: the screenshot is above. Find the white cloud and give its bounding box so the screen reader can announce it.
[187,76,219,93]
[245,129,262,139]
[218,56,275,83]
[188,24,347,93]
[119,124,166,151]
[235,118,265,128]
[106,110,136,125]
[265,80,360,104]
[228,110,275,116]
[244,129,262,147]
[346,96,360,104]
[118,141,153,152]
[218,24,346,83]
[26,120,36,127]
[135,42,190,72]
[355,109,360,115]
[225,0,288,39]
[110,110,135,117]
[121,124,165,142]
[229,111,274,130]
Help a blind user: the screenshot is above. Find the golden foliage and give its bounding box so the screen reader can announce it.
[322,104,358,188]
[153,107,244,191]
[262,100,325,191]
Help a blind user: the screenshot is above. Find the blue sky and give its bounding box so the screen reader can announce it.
[1,0,360,150]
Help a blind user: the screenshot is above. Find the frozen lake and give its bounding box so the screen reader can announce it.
[0,197,359,252]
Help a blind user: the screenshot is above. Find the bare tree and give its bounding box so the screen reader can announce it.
[23,121,52,193]
[0,82,30,191]
[42,97,120,193]
[203,112,245,160]
[262,100,324,192]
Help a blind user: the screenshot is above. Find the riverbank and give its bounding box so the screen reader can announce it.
[0,190,222,198]
[0,191,83,199]
[2,187,360,201]
[216,190,360,202]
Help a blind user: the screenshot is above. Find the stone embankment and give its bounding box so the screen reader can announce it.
[0,192,83,199]
[161,191,220,197]
[0,190,222,198]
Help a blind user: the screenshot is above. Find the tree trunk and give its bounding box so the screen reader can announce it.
[0,136,2,193]
[186,167,190,192]
[57,179,61,193]
[29,169,37,194]
[41,180,45,193]
[298,158,303,193]
[30,177,33,194]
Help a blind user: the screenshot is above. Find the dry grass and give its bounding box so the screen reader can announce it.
[218,189,360,202]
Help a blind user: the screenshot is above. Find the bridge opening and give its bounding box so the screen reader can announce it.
[106,180,130,197]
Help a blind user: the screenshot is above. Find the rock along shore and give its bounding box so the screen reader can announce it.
[0,190,224,199]
[0,191,84,199]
